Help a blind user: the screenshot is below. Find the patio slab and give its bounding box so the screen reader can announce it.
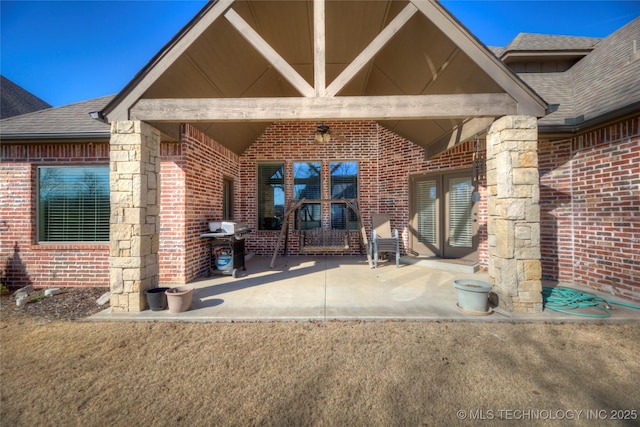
[89,255,640,323]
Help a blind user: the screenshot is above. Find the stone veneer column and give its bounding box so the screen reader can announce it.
[109,121,160,312]
[486,116,542,313]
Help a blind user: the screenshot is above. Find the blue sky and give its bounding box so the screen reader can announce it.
[1,1,638,107]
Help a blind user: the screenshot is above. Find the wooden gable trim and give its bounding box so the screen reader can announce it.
[411,0,547,117]
[325,2,418,97]
[224,8,315,97]
[103,0,546,127]
[102,0,236,122]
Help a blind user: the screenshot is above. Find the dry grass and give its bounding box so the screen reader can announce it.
[1,318,639,426]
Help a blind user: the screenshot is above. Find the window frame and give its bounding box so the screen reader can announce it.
[36,164,111,243]
[257,162,286,231]
[329,161,359,230]
[293,161,322,230]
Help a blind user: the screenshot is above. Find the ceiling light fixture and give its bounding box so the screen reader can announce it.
[315,123,331,143]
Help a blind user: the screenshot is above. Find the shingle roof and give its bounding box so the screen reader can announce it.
[0,75,52,119]
[0,95,113,139]
[567,17,640,125]
[519,72,574,127]
[503,33,601,52]
[511,18,640,130]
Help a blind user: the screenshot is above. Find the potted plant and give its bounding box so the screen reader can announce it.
[145,287,170,311]
[453,279,492,315]
[165,286,194,313]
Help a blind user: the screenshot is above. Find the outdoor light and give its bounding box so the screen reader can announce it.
[315,123,331,143]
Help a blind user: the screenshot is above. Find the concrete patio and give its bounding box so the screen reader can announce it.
[89,255,640,323]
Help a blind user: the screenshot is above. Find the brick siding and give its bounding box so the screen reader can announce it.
[539,116,640,301]
[236,121,484,264]
[3,116,637,304]
[0,143,111,288]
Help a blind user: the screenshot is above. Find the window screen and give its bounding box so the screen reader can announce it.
[38,166,110,242]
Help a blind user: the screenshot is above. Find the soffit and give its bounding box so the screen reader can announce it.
[106,0,545,155]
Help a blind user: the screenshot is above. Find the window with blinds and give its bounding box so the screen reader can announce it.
[258,163,285,230]
[330,161,358,230]
[416,179,437,245]
[448,176,473,247]
[294,162,321,230]
[38,166,110,242]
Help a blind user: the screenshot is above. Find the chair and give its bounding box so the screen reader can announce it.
[370,213,399,268]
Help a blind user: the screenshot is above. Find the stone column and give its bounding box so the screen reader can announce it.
[109,121,161,312]
[486,116,542,313]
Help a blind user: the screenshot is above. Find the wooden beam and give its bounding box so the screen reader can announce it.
[103,0,235,121]
[410,0,547,117]
[314,0,326,96]
[425,117,495,159]
[325,2,418,97]
[224,8,315,98]
[131,94,516,122]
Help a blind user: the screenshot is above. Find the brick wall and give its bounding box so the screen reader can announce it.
[159,142,186,284]
[0,143,110,288]
[0,120,514,291]
[377,126,488,268]
[236,121,485,264]
[180,125,240,282]
[539,116,640,301]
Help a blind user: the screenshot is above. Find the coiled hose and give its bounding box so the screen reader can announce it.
[542,286,640,318]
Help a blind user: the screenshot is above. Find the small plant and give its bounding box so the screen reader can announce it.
[30,295,47,303]
[0,283,9,295]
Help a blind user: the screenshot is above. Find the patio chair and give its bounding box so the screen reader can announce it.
[370,213,400,268]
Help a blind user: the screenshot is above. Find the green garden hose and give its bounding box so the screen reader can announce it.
[542,286,640,318]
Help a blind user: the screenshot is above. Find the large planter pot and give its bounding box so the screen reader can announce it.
[453,279,492,315]
[145,287,170,311]
[165,286,194,313]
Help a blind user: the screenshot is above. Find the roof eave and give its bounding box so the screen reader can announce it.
[101,0,221,122]
[539,101,640,137]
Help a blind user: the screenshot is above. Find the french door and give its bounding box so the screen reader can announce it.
[410,171,478,260]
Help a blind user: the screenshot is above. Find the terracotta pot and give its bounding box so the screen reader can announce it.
[165,286,194,313]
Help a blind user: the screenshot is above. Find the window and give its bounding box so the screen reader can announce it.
[410,171,477,259]
[38,166,110,242]
[330,161,358,230]
[222,177,233,220]
[258,163,285,230]
[294,162,321,230]
[448,176,473,247]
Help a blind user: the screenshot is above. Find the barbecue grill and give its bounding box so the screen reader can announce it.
[201,221,251,278]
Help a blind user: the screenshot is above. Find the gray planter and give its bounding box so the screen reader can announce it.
[453,279,491,314]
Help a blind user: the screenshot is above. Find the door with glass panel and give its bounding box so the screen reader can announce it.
[410,171,477,260]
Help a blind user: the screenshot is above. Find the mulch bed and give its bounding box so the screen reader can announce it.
[0,287,109,322]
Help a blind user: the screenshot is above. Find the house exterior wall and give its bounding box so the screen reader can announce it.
[236,120,485,263]
[377,125,488,269]
[179,125,240,282]
[539,115,640,302]
[0,122,486,289]
[0,143,110,288]
[3,116,637,304]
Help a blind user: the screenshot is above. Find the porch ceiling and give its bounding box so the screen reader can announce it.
[102,0,547,156]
